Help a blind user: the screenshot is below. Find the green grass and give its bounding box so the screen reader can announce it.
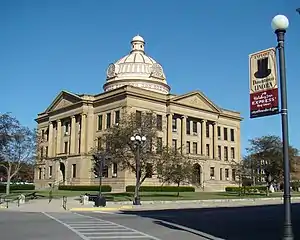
[2,190,300,202]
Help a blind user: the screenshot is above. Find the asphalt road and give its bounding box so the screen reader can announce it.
[80,203,300,240]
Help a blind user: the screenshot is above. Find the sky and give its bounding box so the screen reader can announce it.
[1,0,299,156]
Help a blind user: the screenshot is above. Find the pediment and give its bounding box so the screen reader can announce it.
[171,91,220,112]
[45,91,82,112]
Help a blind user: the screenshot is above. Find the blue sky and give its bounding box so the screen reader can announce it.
[1,0,299,155]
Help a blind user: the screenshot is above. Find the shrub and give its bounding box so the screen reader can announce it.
[0,184,35,193]
[225,186,267,193]
[125,185,195,192]
[58,185,112,192]
[291,181,300,191]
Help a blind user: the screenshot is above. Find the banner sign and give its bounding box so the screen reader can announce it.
[249,48,279,118]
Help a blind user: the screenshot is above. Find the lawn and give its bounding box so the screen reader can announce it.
[1,190,300,202]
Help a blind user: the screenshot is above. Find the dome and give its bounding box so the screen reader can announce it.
[103,35,170,94]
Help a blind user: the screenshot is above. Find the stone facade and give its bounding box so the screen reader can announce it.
[34,35,242,192]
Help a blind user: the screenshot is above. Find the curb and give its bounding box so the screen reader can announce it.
[69,205,133,212]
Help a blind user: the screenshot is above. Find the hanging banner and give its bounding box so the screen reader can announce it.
[249,48,279,118]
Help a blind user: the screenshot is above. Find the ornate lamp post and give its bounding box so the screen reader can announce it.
[130,134,146,205]
[271,15,293,240]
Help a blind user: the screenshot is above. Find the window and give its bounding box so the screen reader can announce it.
[65,122,69,135]
[156,137,162,153]
[232,169,236,181]
[115,110,120,124]
[97,137,102,150]
[38,168,42,179]
[217,126,221,139]
[223,127,228,140]
[49,166,52,178]
[112,163,117,177]
[106,113,111,129]
[98,115,103,130]
[206,144,210,156]
[193,142,197,154]
[172,139,177,150]
[146,163,153,178]
[45,146,48,158]
[206,122,210,138]
[40,147,44,159]
[103,165,108,178]
[172,118,177,131]
[136,111,142,127]
[64,142,68,154]
[186,141,190,153]
[41,130,45,140]
[230,129,235,141]
[186,120,190,134]
[231,147,235,159]
[220,168,223,180]
[224,146,228,161]
[70,164,76,178]
[225,169,229,179]
[157,114,162,130]
[210,167,215,178]
[193,121,197,133]
[218,145,221,159]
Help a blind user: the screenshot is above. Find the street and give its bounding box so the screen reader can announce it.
[1,203,300,239]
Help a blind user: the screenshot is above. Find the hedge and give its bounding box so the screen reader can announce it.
[0,184,35,193]
[126,185,195,192]
[58,185,112,192]
[225,186,267,193]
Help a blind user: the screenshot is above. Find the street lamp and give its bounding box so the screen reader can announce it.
[271,14,293,240]
[130,134,146,205]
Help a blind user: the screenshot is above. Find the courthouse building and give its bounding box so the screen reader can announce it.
[34,35,242,192]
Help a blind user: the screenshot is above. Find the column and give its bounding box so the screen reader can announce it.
[70,116,76,154]
[209,124,213,158]
[213,122,218,160]
[201,120,206,155]
[181,116,187,154]
[190,120,193,135]
[80,113,87,153]
[167,114,173,147]
[48,122,53,157]
[56,120,61,155]
[197,122,201,154]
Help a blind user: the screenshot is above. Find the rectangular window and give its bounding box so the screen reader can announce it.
[186,141,190,154]
[98,115,103,130]
[103,165,108,178]
[97,137,102,150]
[41,130,45,140]
[193,142,197,154]
[206,122,210,138]
[206,144,210,156]
[231,147,235,160]
[220,168,223,180]
[146,163,153,178]
[72,164,76,178]
[115,110,120,124]
[186,120,190,134]
[218,145,221,159]
[210,167,215,177]
[224,127,228,140]
[172,139,177,150]
[225,169,229,179]
[112,162,117,177]
[136,111,142,127]
[232,169,236,181]
[40,147,44,159]
[193,121,197,133]
[65,122,70,134]
[38,168,42,179]
[45,146,48,158]
[64,142,68,154]
[217,126,221,139]
[157,114,162,131]
[230,129,235,141]
[106,113,111,129]
[49,166,52,178]
[224,146,228,161]
[157,137,162,153]
[172,118,177,131]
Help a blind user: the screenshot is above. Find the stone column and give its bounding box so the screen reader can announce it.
[80,114,87,153]
[209,124,213,158]
[197,122,201,154]
[56,120,61,155]
[181,116,187,154]
[201,120,206,155]
[167,114,173,147]
[70,116,76,154]
[48,122,54,157]
[213,122,218,160]
[190,120,193,134]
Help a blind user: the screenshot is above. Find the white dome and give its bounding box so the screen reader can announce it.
[103,35,170,95]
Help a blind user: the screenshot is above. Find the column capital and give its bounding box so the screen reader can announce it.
[181,115,188,119]
[71,115,76,119]
[57,119,61,123]
[81,113,87,117]
[200,119,207,123]
[49,121,53,125]
[212,121,218,125]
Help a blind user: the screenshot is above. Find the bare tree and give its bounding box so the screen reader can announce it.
[0,113,36,195]
[156,147,193,197]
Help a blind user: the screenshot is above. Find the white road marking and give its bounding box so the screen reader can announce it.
[43,212,161,240]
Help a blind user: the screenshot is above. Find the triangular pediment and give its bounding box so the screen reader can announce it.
[171,91,221,112]
[45,91,82,112]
